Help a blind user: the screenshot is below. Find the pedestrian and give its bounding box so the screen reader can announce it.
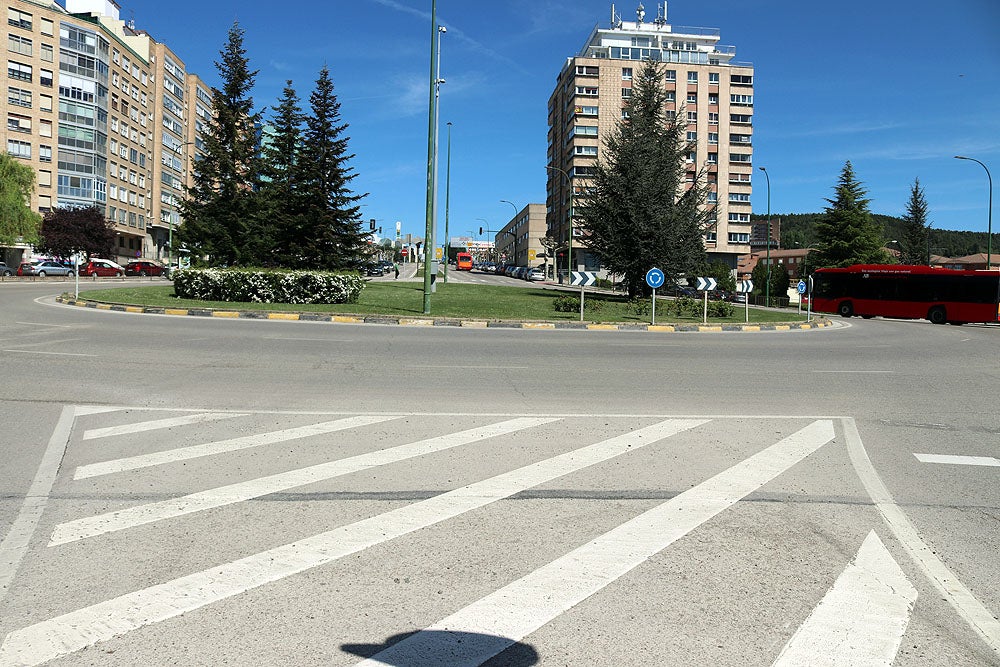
[394,262,400,279]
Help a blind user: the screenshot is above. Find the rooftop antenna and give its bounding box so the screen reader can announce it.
[126,8,135,30]
[636,3,645,25]
[611,3,622,29]
[655,2,667,27]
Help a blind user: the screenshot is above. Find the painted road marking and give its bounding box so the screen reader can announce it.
[0,418,707,666]
[914,453,1000,467]
[72,415,402,480]
[353,420,835,667]
[773,530,917,667]
[844,418,1000,656]
[82,412,248,441]
[50,417,560,546]
[0,407,74,604]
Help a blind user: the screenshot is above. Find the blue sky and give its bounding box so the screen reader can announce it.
[118,0,1000,242]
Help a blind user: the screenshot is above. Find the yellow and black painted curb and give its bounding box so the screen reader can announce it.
[55,296,833,332]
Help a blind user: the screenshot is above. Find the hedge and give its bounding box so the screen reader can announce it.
[171,268,365,304]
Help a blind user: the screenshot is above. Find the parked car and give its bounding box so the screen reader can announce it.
[0,262,14,277]
[125,260,167,276]
[80,259,125,277]
[363,263,386,276]
[22,260,75,277]
[527,267,545,281]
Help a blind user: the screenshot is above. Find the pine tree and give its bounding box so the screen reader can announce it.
[179,22,262,266]
[292,65,366,270]
[812,161,889,268]
[0,152,42,246]
[259,80,305,266]
[899,178,930,265]
[579,60,711,297]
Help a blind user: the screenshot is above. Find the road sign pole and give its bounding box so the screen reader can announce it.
[651,288,656,325]
[703,290,708,324]
[745,291,749,323]
[580,284,585,322]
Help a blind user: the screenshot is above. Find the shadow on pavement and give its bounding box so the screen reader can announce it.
[342,629,540,666]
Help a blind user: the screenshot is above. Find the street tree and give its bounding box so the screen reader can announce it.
[259,80,305,266]
[811,161,890,268]
[578,60,712,297]
[292,65,366,270]
[179,21,262,266]
[898,178,930,265]
[0,152,42,246]
[36,206,115,259]
[751,259,790,304]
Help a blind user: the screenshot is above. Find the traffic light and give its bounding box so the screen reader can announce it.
[369,219,376,231]
[478,227,483,236]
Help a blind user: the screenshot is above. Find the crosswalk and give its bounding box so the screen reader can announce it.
[0,408,992,665]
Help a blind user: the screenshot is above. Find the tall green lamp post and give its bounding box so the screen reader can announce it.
[955,156,993,270]
[546,165,573,283]
[758,166,771,306]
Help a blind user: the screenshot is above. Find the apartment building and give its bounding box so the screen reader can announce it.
[546,2,754,274]
[2,0,206,265]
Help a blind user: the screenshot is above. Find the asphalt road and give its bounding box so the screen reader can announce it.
[0,279,997,666]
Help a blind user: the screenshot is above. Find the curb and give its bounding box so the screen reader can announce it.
[55,296,833,332]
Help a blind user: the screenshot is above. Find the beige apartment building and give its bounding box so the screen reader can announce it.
[546,2,755,276]
[2,0,206,266]
[495,203,547,270]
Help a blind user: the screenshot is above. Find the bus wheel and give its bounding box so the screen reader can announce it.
[838,302,853,317]
[928,306,947,324]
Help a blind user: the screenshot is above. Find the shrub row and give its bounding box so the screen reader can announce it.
[172,268,365,304]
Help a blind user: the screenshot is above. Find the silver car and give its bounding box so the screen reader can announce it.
[24,260,75,277]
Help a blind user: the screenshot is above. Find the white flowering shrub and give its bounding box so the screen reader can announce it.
[172,268,365,304]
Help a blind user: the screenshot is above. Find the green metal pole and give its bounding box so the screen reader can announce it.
[421,0,438,314]
[443,122,452,282]
[546,166,572,282]
[759,166,771,307]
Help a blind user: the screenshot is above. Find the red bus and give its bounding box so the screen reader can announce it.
[456,252,473,271]
[812,264,1000,325]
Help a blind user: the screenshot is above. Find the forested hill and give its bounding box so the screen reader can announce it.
[751,213,994,258]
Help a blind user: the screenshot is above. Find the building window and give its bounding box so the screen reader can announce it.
[574,145,597,156]
[621,88,632,99]
[729,193,752,203]
[40,42,53,62]
[707,153,718,164]
[708,112,719,125]
[664,69,676,82]
[40,17,53,36]
[686,131,697,142]
[687,71,698,83]
[39,94,52,112]
[707,192,717,203]
[687,111,697,123]
[731,74,753,86]
[574,105,598,117]
[665,91,675,102]
[7,86,30,107]
[40,68,52,87]
[728,232,750,243]
[39,145,52,162]
[731,113,752,125]
[8,33,32,56]
[575,86,598,96]
[730,134,752,145]
[728,213,751,223]
[622,67,632,80]
[39,119,52,137]
[708,132,718,144]
[705,231,717,242]
[730,153,752,164]
[709,72,720,84]
[575,65,599,76]
[7,60,31,81]
[730,94,754,106]
[708,93,718,105]
[7,9,32,31]
[7,138,30,159]
[687,93,697,104]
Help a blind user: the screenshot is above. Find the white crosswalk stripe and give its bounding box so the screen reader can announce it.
[1,411,958,666]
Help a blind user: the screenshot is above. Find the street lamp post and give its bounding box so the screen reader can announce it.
[546,165,573,283]
[443,122,452,282]
[954,156,993,270]
[758,166,771,306]
[499,199,518,264]
[421,2,441,314]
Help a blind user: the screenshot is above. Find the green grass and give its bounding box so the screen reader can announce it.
[69,282,809,324]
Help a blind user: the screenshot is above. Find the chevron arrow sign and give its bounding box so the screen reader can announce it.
[695,277,717,291]
[571,271,597,287]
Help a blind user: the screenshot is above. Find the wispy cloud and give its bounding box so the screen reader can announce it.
[367,0,532,75]
[776,120,905,140]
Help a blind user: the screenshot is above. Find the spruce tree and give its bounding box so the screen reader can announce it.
[293,66,366,270]
[812,161,889,268]
[899,178,930,265]
[179,22,262,266]
[259,80,305,266]
[579,60,711,297]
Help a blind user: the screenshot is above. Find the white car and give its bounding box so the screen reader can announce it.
[527,267,546,281]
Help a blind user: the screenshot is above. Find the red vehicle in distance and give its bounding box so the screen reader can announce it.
[456,252,473,271]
